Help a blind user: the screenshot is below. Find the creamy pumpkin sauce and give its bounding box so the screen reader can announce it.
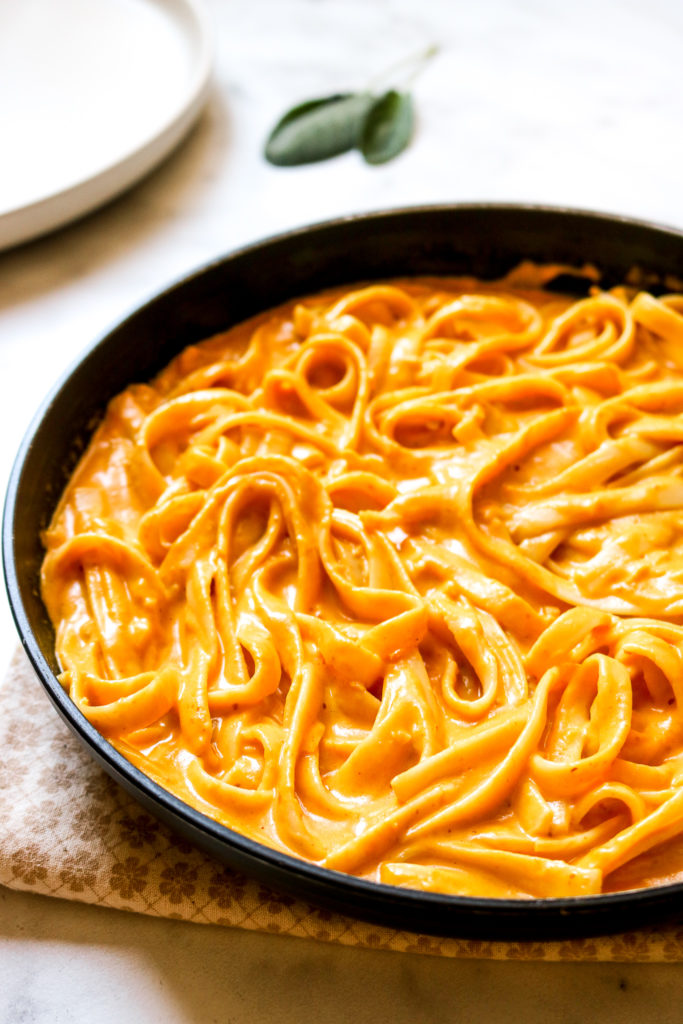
[41,274,683,898]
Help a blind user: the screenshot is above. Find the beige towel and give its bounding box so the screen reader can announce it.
[2,647,683,961]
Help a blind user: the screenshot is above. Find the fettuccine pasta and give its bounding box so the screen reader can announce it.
[41,271,683,899]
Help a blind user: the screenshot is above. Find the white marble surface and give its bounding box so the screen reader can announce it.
[3,0,683,1019]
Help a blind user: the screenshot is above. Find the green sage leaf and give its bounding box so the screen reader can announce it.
[264,92,374,166]
[360,90,413,165]
[266,94,350,137]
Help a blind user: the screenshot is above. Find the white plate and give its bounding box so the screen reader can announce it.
[0,0,212,251]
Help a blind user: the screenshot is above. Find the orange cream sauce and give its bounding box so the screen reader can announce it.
[41,275,683,898]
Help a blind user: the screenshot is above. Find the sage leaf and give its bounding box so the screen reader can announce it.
[264,92,374,166]
[266,94,350,137]
[360,90,413,165]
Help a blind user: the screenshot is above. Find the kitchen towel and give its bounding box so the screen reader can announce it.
[2,647,682,961]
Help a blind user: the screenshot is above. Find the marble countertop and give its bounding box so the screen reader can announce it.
[2,0,683,1019]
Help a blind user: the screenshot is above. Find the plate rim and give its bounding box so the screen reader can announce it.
[0,0,213,252]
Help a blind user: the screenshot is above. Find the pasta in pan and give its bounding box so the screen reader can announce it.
[41,270,683,899]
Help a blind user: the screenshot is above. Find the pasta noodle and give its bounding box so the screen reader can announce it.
[40,271,683,899]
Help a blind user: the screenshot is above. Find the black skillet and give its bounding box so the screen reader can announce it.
[5,204,683,940]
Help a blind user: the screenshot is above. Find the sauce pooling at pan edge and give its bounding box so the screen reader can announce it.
[41,272,683,900]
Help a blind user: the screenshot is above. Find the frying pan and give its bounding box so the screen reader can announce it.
[5,203,683,939]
